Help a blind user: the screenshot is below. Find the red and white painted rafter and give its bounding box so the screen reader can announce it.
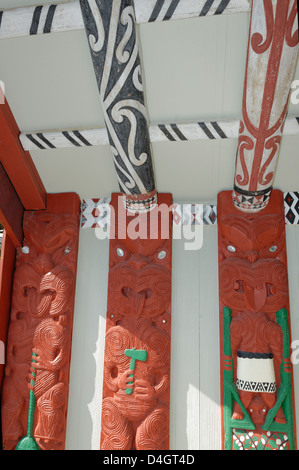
[232,0,299,213]
[0,0,251,40]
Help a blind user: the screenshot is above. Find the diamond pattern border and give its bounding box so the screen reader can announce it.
[80,193,299,228]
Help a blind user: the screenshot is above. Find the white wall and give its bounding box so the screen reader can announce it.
[65,223,299,450]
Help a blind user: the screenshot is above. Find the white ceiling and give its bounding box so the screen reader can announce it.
[0,0,299,203]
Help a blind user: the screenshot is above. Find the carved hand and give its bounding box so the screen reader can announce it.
[118,369,135,390]
[133,379,156,402]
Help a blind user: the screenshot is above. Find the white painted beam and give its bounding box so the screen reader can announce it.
[0,0,252,40]
[19,116,299,151]
[0,1,84,39]
[133,0,251,24]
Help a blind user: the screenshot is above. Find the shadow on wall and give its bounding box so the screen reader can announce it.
[66,232,109,450]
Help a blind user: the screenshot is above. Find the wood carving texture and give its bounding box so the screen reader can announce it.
[1,194,80,450]
[101,193,172,450]
[218,190,296,450]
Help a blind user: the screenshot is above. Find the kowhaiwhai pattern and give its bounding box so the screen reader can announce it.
[80,0,156,202]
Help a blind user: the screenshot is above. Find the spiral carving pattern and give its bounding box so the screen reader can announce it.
[1,203,80,451]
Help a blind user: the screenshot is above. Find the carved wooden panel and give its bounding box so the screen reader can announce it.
[218,190,297,450]
[100,193,172,450]
[1,194,80,450]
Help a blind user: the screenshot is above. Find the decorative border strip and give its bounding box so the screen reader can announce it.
[80,198,217,228]
[284,192,299,225]
[20,116,299,151]
[80,193,299,228]
[0,0,251,39]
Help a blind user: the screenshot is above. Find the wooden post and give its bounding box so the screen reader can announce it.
[218,190,297,450]
[1,193,81,451]
[100,193,172,450]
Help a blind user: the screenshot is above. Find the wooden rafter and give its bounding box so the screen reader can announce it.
[232,0,299,213]
[19,115,299,151]
[0,0,251,40]
[79,0,157,212]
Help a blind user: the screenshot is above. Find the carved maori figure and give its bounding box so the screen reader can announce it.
[218,190,296,450]
[100,193,172,450]
[1,196,80,450]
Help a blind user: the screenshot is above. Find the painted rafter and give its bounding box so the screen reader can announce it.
[232,0,299,213]
[0,1,84,39]
[19,115,299,151]
[0,0,251,40]
[79,0,157,212]
[134,0,251,23]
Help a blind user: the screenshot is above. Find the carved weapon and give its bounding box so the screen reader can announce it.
[15,352,40,450]
[262,308,296,449]
[222,307,255,450]
[124,348,148,395]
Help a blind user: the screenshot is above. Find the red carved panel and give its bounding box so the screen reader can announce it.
[218,190,297,450]
[1,193,80,450]
[100,193,172,450]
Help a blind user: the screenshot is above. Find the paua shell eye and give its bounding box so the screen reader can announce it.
[116,247,124,257]
[227,245,236,253]
[157,250,167,260]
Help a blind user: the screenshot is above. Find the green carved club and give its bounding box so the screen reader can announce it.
[124,348,148,395]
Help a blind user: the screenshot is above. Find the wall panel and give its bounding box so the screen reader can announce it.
[66,223,299,450]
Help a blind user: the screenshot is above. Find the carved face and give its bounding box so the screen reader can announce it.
[218,214,285,262]
[108,239,171,318]
[219,258,289,313]
[17,213,78,275]
[248,396,268,426]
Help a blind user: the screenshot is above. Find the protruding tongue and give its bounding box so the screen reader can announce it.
[244,282,267,312]
[131,290,147,316]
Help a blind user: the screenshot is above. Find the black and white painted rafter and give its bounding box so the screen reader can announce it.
[134,0,251,23]
[19,115,299,151]
[79,0,157,212]
[20,128,109,150]
[0,1,84,39]
[0,0,252,40]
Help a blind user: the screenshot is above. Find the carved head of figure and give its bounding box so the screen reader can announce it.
[17,212,79,275]
[108,236,171,319]
[218,213,285,263]
[219,257,289,313]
